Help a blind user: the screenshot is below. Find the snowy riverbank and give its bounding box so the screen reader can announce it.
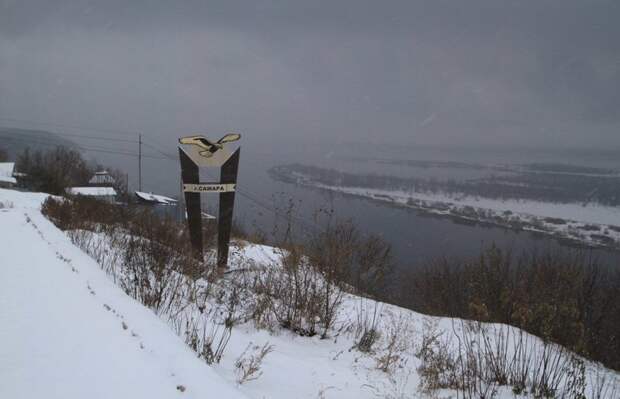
[273,167,620,250]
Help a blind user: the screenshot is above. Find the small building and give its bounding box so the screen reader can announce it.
[135,191,180,220]
[135,191,178,205]
[0,162,17,188]
[89,171,116,187]
[65,170,118,202]
[65,186,118,203]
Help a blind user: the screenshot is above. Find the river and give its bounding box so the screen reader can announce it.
[225,140,620,272]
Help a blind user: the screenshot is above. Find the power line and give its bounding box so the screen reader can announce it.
[44,131,137,144]
[0,132,171,159]
[138,134,142,191]
[0,116,136,137]
[141,142,177,159]
[12,130,137,144]
[0,133,139,157]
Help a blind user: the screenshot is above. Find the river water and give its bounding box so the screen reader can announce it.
[226,140,620,271]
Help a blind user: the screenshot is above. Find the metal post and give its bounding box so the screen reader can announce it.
[138,134,142,192]
[179,148,203,259]
[217,148,240,268]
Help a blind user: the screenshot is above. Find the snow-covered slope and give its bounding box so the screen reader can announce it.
[0,189,247,399]
[0,188,53,210]
[2,188,619,398]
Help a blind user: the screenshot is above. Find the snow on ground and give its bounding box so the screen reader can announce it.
[0,162,17,185]
[0,187,53,210]
[0,190,248,399]
[2,188,619,398]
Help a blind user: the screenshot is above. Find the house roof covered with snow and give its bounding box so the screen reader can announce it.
[66,186,117,197]
[135,191,178,205]
[88,170,116,185]
[0,162,17,184]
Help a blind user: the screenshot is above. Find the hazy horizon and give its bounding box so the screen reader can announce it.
[1,1,619,153]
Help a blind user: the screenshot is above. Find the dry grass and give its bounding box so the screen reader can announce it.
[234,342,274,385]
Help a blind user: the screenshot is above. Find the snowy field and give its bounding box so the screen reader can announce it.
[1,188,619,398]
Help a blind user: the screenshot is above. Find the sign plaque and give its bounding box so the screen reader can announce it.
[182,183,236,193]
[178,133,241,268]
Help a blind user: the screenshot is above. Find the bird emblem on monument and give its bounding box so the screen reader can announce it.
[178,132,241,268]
[179,133,241,158]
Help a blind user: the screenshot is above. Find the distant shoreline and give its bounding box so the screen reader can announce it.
[270,165,620,251]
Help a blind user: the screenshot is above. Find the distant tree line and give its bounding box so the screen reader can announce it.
[523,162,615,175]
[382,159,616,176]
[15,146,129,200]
[272,164,620,206]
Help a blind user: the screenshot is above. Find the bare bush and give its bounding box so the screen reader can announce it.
[201,323,233,365]
[42,196,136,231]
[252,247,325,336]
[355,233,393,298]
[588,364,620,399]
[67,228,126,280]
[308,219,358,338]
[355,299,382,353]
[527,340,570,398]
[376,313,410,374]
[234,342,274,385]
[417,319,459,393]
[452,321,499,399]
[562,356,587,399]
[415,316,605,399]
[362,370,413,399]
[173,281,247,367]
[400,246,620,371]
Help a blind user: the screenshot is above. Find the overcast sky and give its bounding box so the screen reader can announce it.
[1,0,619,152]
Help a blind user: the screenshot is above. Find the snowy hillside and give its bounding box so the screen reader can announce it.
[0,189,247,399]
[1,188,619,398]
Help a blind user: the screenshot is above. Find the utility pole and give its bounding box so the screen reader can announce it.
[125,173,129,203]
[179,177,184,223]
[138,133,142,192]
